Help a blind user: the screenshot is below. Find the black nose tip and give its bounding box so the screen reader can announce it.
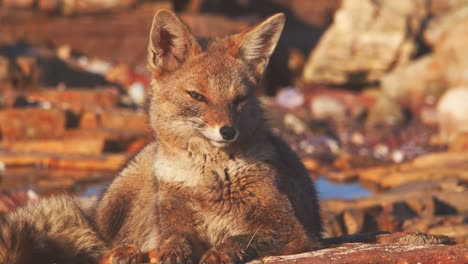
[219,126,237,141]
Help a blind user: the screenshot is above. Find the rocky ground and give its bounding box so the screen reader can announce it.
[0,0,467,262]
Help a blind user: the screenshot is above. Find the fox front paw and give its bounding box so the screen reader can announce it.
[148,239,193,264]
[100,245,143,264]
[199,250,237,264]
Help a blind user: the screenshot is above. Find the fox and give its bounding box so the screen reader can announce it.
[0,10,322,264]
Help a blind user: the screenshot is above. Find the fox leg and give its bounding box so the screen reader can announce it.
[100,245,144,264]
[151,194,207,264]
[199,215,318,264]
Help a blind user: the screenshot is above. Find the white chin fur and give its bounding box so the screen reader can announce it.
[210,140,233,148]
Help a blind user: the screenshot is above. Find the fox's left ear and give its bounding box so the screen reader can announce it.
[230,13,285,77]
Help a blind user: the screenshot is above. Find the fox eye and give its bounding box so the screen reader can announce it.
[187,91,207,102]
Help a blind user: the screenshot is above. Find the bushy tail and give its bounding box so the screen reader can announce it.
[0,195,108,264]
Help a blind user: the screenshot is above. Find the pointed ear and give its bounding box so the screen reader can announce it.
[148,10,201,76]
[230,13,285,76]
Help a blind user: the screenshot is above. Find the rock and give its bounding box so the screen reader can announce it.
[302,0,423,86]
[79,111,99,129]
[0,56,10,82]
[357,151,468,189]
[449,132,468,151]
[433,19,468,88]
[25,88,120,113]
[249,243,467,264]
[0,151,129,171]
[424,3,468,47]
[2,0,36,9]
[64,127,148,143]
[0,8,248,69]
[436,87,468,142]
[427,0,468,18]
[379,55,443,114]
[0,138,105,155]
[275,88,305,109]
[283,114,308,135]
[310,95,347,121]
[61,0,138,15]
[342,208,365,234]
[429,225,468,244]
[366,95,405,126]
[38,0,60,12]
[99,109,148,131]
[0,109,66,141]
[376,232,455,245]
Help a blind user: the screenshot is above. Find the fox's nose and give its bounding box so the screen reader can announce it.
[219,126,238,141]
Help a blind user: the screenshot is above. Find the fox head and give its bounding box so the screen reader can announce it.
[147,10,285,150]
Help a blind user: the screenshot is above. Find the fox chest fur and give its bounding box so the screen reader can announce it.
[153,145,276,246]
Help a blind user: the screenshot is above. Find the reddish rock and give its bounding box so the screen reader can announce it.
[429,225,468,244]
[26,88,120,113]
[449,132,468,152]
[2,0,36,9]
[342,208,365,234]
[79,111,99,129]
[251,243,467,264]
[0,138,105,155]
[99,109,148,131]
[61,0,138,15]
[0,6,249,69]
[357,151,468,189]
[0,151,128,171]
[64,127,148,142]
[0,56,10,82]
[376,232,454,245]
[38,0,60,12]
[0,108,65,141]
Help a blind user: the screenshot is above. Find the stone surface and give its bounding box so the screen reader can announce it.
[249,243,467,264]
[2,0,36,9]
[310,95,347,121]
[99,109,148,131]
[0,108,66,141]
[0,151,128,170]
[425,3,468,47]
[25,88,121,113]
[357,151,468,189]
[61,0,138,15]
[302,0,422,86]
[321,177,468,241]
[436,87,468,142]
[0,138,105,155]
[378,55,442,114]
[433,19,468,88]
[0,7,249,68]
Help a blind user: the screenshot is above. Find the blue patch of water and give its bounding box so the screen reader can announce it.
[316,177,371,200]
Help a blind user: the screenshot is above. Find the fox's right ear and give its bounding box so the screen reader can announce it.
[147,10,201,76]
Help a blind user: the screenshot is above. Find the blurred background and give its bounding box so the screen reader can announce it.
[0,0,467,243]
